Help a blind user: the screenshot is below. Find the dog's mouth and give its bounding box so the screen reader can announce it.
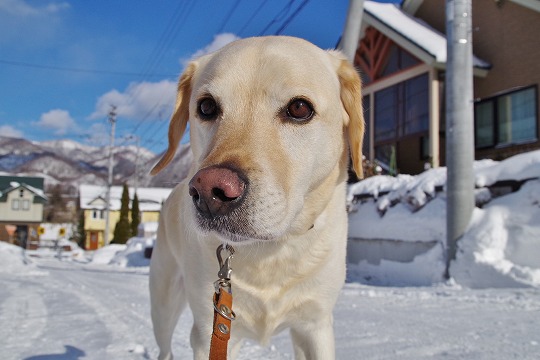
[193,210,278,244]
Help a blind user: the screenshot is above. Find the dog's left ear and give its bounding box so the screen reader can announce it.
[151,62,197,175]
[328,51,365,179]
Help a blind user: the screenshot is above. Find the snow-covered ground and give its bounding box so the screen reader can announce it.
[1,242,540,359]
[1,150,540,359]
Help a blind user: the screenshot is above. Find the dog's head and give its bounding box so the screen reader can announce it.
[152,36,364,244]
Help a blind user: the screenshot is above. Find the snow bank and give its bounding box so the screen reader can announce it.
[347,150,540,288]
[452,180,540,288]
[0,242,46,275]
[109,237,152,267]
[90,244,127,265]
[90,237,152,267]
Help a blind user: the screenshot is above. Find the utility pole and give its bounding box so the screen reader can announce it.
[104,106,117,246]
[339,0,365,62]
[445,0,474,278]
[129,135,141,193]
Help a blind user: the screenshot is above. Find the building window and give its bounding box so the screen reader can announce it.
[475,86,538,148]
[92,210,104,219]
[374,73,429,142]
[12,199,20,210]
[22,199,30,210]
[375,86,398,142]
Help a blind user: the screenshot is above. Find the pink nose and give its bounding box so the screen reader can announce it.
[188,166,247,218]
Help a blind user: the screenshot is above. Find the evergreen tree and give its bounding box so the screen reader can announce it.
[131,192,140,237]
[112,183,131,244]
[77,210,86,249]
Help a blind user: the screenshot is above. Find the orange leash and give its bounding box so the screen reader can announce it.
[209,245,236,360]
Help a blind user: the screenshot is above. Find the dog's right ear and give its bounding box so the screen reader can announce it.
[151,62,197,175]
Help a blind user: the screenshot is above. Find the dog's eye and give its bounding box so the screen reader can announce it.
[286,99,314,121]
[198,97,219,120]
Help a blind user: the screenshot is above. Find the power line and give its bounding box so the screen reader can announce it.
[258,0,297,36]
[217,0,242,34]
[0,59,174,77]
[238,0,270,36]
[274,0,309,35]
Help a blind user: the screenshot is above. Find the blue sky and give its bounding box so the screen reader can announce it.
[0,0,399,153]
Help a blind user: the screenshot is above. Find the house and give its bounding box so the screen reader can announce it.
[0,175,47,248]
[354,0,540,174]
[79,184,173,250]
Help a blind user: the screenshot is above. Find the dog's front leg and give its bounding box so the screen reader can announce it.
[150,237,187,360]
[290,315,335,360]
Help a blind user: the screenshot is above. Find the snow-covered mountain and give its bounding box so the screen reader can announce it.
[0,136,192,192]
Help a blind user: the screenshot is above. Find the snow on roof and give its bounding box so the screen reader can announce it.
[363,1,491,69]
[0,182,47,200]
[79,184,173,212]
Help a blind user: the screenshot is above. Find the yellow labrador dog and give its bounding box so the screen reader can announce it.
[150,36,364,360]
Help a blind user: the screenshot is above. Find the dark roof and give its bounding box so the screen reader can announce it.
[0,175,44,191]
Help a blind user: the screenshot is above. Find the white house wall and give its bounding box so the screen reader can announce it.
[0,188,43,222]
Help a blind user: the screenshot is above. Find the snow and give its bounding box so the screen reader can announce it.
[347,150,540,288]
[1,150,540,359]
[1,246,540,359]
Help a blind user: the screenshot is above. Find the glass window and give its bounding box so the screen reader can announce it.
[404,74,429,135]
[375,144,394,167]
[374,74,429,142]
[12,199,19,210]
[497,87,536,145]
[475,101,495,147]
[375,86,398,141]
[474,86,537,148]
[22,200,30,210]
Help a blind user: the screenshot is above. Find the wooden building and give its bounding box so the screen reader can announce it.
[355,0,539,174]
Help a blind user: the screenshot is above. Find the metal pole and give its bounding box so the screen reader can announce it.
[445,0,475,279]
[104,106,117,246]
[339,0,365,62]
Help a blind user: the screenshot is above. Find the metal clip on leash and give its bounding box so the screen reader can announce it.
[209,244,236,360]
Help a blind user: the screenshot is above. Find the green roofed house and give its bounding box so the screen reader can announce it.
[0,175,47,248]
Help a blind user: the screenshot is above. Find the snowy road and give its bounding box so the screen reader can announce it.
[1,257,540,360]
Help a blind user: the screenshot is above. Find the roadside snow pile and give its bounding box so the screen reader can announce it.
[0,242,45,275]
[109,237,152,267]
[90,237,152,267]
[452,179,540,288]
[91,244,127,265]
[347,150,540,288]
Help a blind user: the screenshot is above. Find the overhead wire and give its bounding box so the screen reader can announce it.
[274,0,310,35]
[217,0,242,34]
[127,0,197,150]
[238,0,270,36]
[258,0,297,36]
[0,59,174,77]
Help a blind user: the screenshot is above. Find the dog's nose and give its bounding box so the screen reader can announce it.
[188,166,246,218]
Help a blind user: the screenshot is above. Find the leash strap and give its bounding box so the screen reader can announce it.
[209,289,233,359]
[209,244,235,360]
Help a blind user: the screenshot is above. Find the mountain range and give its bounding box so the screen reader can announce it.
[0,136,192,193]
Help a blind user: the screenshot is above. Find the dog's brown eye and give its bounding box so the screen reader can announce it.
[287,99,314,121]
[198,97,219,120]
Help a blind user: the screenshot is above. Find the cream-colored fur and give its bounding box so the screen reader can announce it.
[150,36,364,360]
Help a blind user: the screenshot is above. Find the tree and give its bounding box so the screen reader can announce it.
[112,183,131,244]
[131,192,140,237]
[45,184,66,222]
[76,210,86,249]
